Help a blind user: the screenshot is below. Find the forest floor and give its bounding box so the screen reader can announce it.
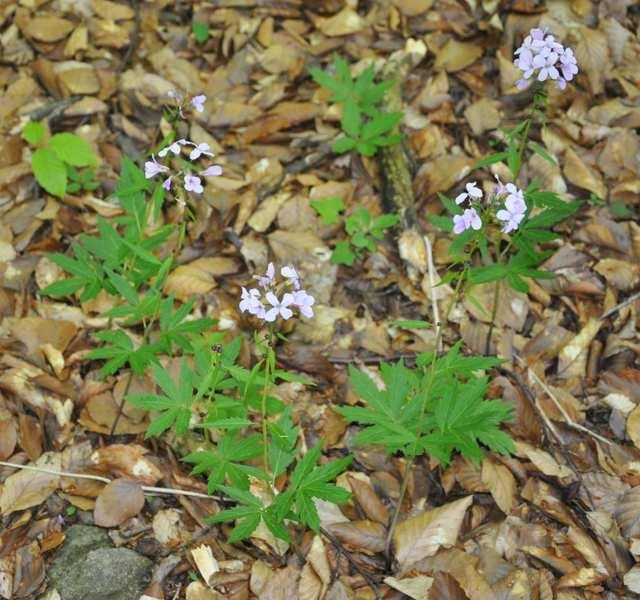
[1,0,640,599]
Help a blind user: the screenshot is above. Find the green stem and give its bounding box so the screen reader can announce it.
[383,266,467,563]
[261,326,275,477]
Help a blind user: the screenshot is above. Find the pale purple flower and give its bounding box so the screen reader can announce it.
[514,28,578,91]
[452,208,482,235]
[239,287,265,318]
[264,292,294,322]
[201,165,223,177]
[256,263,275,288]
[493,174,507,196]
[280,265,300,290]
[158,139,188,158]
[292,290,314,318]
[189,142,214,160]
[162,176,172,191]
[497,193,527,234]
[144,156,168,179]
[190,94,207,113]
[455,181,483,205]
[184,174,203,194]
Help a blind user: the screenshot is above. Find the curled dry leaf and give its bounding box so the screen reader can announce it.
[164,257,238,301]
[481,458,517,514]
[0,452,61,515]
[557,318,601,379]
[93,478,145,528]
[327,519,387,555]
[90,443,163,485]
[191,544,219,586]
[384,575,433,599]
[347,474,390,525]
[516,441,575,480]
[393,496,473,571]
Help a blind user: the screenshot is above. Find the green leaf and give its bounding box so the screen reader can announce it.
[310,196,345,225]
[390,319,430,330]
[507,139,521,177]
[473,151,508,169]
[610,200,633,218]
[38,277,85,297]
[341,99,362,138]
[468,263,508,284]
[437,192,463,216]
[32,148,67,197]
[49,133,96,167]
[332,137,357,154]
[361,111,402,140]
[331,241,356,266]
[22,121,45,145]
[192,20,209,44]
[527,141,556,166]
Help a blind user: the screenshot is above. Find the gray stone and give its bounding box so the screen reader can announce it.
[49,525,152,600]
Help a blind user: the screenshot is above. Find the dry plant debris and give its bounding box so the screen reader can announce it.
[1,0,640,599]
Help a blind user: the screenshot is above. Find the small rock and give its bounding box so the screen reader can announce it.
[49,525,152,600]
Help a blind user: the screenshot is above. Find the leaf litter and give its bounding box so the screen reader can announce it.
[0,1,639,599]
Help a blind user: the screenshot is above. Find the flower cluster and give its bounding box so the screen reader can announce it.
[239,263,315,323]
[452,178,527,235]
[514,28,578,90]
[494,177,527,233]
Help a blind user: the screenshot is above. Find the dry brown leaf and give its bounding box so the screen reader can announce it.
[327,520,386,555]
[573,27,610,95]
[557,318,601,379]
[90,443,163,485]
[481,458,517,514]
[314,7,366,36]
[0,412,17,460]
[0,452,61,515]
[347,474,389,525]
[191,544,219,585]
[434,40,483,73]
[392,0,435,16]
[164,257,238,301]
[91,0,135,20]
[624,564,640,593]
[384,575,433,599]
[393,496,473,570]
[614,488,640,537]
[23,16,75,42]
[153,509,183,547]
[563,148,606,199]
[516,441,574,480]
[594,258,640,292]
[93,478,144,527]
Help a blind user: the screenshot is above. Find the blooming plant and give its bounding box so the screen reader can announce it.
[37,94,350,548]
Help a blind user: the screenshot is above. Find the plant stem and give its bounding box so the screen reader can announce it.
[261,326,275,477]
[383,267,467,564]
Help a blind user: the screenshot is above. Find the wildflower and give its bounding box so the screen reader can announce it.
[453,208,482,235]
[162,177,172,191]
[256,263,275,288]
[190,94,207,113]
[292,290,314,318]
[239,287,265,318]
[144,156,168,179]
[497,192,527,233]
[158,139,188,158]
[184,174,203,194]
[455,181,483,205]
[264,292,294,322]
[280,265,300,290]
[514,28,578,91]
[189,142,214,160]
[201,165,223,177]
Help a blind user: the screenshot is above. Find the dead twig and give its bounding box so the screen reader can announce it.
[0,460,221,501]
[599,289,640,321]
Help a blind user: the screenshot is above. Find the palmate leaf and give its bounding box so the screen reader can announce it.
[419,376,515,466]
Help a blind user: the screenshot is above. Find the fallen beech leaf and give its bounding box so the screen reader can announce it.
[94,478,144,527]
[573,27,610,95]
[434,40,483,73]
[327,520,386,555]
[23,16,75,42]
[0,452,61,515]
[164,257,238,301]
[384,575,433,599]
[315,7,366,36]
[347,474,389,525]
[0,412,17,460]
[481,458,517,514]
[594,258,640,292]
[557,318,601,379]
[563,148,606,199]
[393,496,473,570]
[516,441,574,480]
[90,444,163,485]
[615,488,640,537]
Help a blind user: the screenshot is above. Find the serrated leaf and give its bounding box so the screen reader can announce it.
[310,196,345,225]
